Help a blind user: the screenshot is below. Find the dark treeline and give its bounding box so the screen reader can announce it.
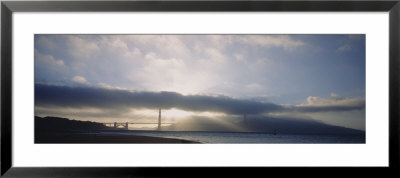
[35,116,115,133]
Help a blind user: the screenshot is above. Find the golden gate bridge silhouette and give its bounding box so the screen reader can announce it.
[101,108,173,130]
[101,108,250,131]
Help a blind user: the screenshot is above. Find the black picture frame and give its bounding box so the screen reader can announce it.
[1,0,399,177]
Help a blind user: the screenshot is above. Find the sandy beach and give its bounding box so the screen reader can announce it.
[35,132,200,144]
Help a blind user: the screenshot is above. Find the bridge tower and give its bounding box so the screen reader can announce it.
[125,122,129,130]
[158,108,161,130]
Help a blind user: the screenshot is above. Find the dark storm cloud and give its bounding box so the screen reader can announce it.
[35,84,365,115]
[35,84,283,115]
[291,95,365,113]
[294,105,365,112]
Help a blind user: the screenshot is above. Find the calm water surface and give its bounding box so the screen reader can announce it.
[92,130,365,143]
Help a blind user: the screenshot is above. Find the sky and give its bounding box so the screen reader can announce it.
[34,34,366,131]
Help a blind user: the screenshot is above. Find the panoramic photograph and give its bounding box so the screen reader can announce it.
[34,34,365,143]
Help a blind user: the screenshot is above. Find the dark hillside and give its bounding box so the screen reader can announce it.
[35,116,115,133]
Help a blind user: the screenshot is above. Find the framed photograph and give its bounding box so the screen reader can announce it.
[2,0,399,177]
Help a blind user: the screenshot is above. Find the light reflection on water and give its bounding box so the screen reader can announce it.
[92,130,365,143]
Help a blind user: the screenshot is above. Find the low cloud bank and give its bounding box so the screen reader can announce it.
[293,94,365,112]
[35,84,283,115]
[35,84,365,115]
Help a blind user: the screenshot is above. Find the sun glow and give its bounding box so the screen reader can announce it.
[162,108,192,119]
[196,111,227,117]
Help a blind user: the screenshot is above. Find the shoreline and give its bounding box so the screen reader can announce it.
[35,131,201,144]
[35,130,365,144]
